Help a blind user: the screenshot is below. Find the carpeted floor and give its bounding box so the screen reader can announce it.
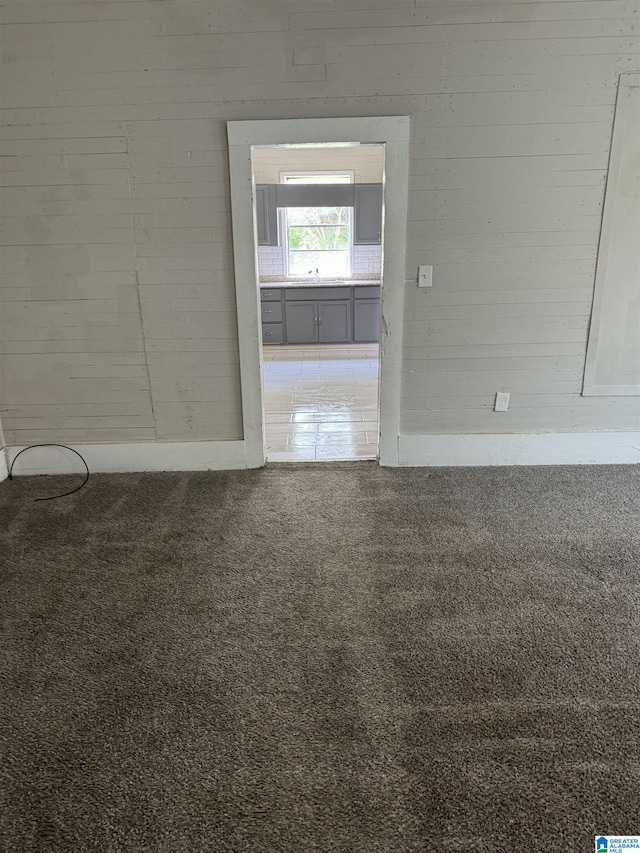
[1,463,639,852]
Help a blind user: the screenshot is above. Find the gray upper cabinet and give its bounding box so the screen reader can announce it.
[255,184,278,246]
[354,184,383,244]
[256,183,382,246]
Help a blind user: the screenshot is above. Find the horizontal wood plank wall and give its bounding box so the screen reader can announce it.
[1,0,638,448]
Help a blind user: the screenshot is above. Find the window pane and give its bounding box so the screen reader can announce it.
[289,225,349,251]
[285,175,351,184]
[287,207,349,226]
[289,251,349,276]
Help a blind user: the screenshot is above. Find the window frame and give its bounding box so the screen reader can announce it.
[280,170,355,278]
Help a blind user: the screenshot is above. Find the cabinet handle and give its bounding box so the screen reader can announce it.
[263,308,272,314]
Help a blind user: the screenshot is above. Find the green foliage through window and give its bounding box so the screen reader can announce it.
[288,207,349,252]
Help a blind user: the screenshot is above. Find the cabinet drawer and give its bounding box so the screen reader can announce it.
[354,285,381,299]
[261,323,284,344]
[260,288,281,302]
[285,287,349,301]
[260,302,282,322]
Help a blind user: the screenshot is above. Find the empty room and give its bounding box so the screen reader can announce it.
[1,2,639,852]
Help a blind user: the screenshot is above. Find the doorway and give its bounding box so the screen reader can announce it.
[253,145,384,461]
[227,117,410,468]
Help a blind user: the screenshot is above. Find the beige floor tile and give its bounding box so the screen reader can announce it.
[267,449,317,462]
[316,422,370,434]
[290,411,364,423]
[288,433,371,447]
[315,446,377,460]
[263,343,379,462]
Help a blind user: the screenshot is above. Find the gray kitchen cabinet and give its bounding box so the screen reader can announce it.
[353,298,380,342]
[255,184,278,246]
[260,287,284,345]
[256,182,383,245]
[261,324,284,344]
[261,285,380,344]
[318,300,351,343]
[260,301,282,324]
[260,288,281,301]
[354,184,383,245]
[285,301,318,344]
[286,297,351,344]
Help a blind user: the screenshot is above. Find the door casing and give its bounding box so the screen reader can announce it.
[227,116,410,467]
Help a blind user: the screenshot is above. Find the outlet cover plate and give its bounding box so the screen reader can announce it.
[418,265,433,287]
[495,392,510,412]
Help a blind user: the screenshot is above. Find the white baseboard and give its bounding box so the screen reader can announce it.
[2,433,638,479]
[398,432,640,467]
[3,440,252,477]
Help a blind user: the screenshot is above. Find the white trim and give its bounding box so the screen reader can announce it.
[280,170,354,182]
[4,434,636,477]
[227,116,410,468]
[398,432,640,467]
[0,413,7,481]
[4,441,250,477]
[583,72,640,397]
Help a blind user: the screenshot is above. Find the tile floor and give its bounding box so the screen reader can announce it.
[262,343,379,462]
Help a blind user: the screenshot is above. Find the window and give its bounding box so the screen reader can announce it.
[281,172,353,277]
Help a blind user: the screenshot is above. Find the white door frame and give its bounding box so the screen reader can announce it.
[227,116,410,467]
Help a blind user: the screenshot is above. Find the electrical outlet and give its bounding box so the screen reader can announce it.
[494,392,510,412]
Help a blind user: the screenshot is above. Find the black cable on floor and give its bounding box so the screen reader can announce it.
[8,444,90,502]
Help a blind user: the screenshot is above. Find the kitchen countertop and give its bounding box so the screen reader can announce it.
[260,280,380,288]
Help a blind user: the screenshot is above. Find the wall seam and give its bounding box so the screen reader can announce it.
[125,136,158,440]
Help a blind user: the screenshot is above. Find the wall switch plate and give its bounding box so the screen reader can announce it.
[418,265,433,287]
[494,392,510,412]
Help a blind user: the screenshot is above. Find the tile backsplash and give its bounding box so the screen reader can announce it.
[257,244,382,280]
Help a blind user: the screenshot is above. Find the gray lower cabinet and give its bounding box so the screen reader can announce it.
[261,296,284,344]
[285,299,351,344]
[353,299,381,342]
[285,301,318,344]
[261,285,380,344]
[261,324,284,344]
[318,300,351,343]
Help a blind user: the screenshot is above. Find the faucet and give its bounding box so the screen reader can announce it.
[309,268,320,281]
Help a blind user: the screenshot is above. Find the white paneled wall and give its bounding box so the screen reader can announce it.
[1,0,639,450]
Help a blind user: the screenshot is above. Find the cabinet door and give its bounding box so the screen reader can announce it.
[255,184,278,246]
[353,299,380,342]
[285,301,318,344]
[318,300,351,343]
[354,184,383,245]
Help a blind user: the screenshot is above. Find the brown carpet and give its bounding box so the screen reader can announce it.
[1,463,639,852]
